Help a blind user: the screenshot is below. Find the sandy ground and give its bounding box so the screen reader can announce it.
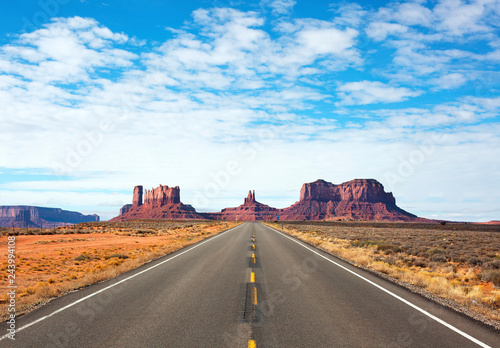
[264,221,500,327]
[0,221,238,320]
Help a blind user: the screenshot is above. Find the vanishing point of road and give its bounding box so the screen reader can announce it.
[2,222,499,347]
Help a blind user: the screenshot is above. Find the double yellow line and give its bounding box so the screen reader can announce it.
[249,225,257,348]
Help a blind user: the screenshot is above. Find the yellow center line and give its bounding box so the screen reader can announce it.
[250,272,255,283]
[252,252,255,258]
[252,244,255,249]
[253,286,258,305]
[248,339,256,348]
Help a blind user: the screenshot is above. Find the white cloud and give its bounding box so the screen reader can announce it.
[276,19,361,73]
[467,96,500,110]
[296,27,358,55]
[352,95,500,129]
[433,0,494,36]
[0,17,135,84]
[372,0,499,38]
[364,0,500,85]
[143,9,362,90]
[391,42,473,75]
[329,3,367,27]
[366,22,408,41]
[391,2,434,27]
[0,6,499,222]
[263,0,296,15]
[336,81,422,105]
[430,72,468,89]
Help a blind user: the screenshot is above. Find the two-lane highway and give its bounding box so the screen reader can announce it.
[2,222,499,347]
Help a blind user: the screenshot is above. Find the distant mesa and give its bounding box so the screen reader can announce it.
[280,179,419,222]
[478,220,500,225]
[0,206,100,228]
[114,179,422,222]
[120,204,133,215]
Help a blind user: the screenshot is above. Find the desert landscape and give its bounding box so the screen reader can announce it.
[0,220,239,321]
[2,180,499,330]
[2,0,500,346]
[265,220,500,326]
[2,217,499,330]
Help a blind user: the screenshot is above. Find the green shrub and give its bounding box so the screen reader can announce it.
[352,240,401,253]
[74,254,91,262]
[468,257,484,266]
[427,247,446,255]
[480,269,500,286]
[107,253,129,260]
[430,254,448,263]
[483,260,500,270]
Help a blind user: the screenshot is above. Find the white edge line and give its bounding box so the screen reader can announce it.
[262,224,492,348]
[1,224,241,341]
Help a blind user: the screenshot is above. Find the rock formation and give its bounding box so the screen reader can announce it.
[120,204,133,215]
[112,184,203,221]
[113,179,423,222]
[281,179,418,221]
[204,190,280,221]
[299,179,395,204]
[0,206,100,228]
[143,185,180,207]
[132,186,143,208]
[479,220,500,225]
[244,190,256,204]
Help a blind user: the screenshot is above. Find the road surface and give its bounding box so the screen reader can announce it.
[2,222,499,347]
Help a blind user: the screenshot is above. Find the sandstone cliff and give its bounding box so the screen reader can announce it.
[112,185,203,221]
[0,206,100,228]
[120,204,133,215]
[281,179,418,221]
[113,180,422,222]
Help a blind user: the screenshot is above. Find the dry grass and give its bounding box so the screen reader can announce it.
[265,221,500,324]
[0,220,240,321]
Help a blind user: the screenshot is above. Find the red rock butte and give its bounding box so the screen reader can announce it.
[112,185,203,221]
[113,179,424,222]
[281,179,419,222]
[211,190,280,221]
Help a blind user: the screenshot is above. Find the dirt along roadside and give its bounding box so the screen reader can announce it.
[263,221,500,329]
[0,220,240,321]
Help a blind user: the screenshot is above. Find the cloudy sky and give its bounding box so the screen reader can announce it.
[1,0,499,221]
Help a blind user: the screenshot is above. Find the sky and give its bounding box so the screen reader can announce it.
[0,0,499,222]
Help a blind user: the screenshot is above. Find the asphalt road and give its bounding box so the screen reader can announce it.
[2,222,499,347]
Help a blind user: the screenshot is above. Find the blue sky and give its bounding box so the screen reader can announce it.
[1,0,499,221]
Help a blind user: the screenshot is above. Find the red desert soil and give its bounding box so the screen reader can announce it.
[0,220,239,321]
